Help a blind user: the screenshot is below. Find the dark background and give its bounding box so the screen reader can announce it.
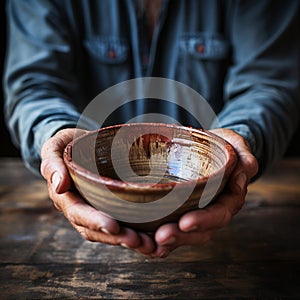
[1,3,20,157]
[0,3,299,158]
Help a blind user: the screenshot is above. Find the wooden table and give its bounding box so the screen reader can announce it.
[0,158,300,299]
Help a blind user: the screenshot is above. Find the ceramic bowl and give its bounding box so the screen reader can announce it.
[63,123,237,231]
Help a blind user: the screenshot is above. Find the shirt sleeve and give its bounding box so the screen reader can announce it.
[218,0,300,176]
[3,0,93,175]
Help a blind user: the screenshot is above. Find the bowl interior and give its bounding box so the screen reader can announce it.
[70,124,229,187]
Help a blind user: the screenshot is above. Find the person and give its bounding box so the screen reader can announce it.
[3,0,299,258]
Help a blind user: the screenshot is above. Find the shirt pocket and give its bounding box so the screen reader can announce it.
[179,33,230,61]
[176,33,230,112]
[84,37,129,64]
[82,37,131,93]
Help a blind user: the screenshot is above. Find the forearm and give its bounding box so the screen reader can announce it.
[3,0,88,174]
[219,0,300,176]
[218,87,300,176]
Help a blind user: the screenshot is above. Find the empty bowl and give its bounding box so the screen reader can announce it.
[63,123,237,231]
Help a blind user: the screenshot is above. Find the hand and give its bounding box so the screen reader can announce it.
[40,128,155,255]
[149,128,259,258]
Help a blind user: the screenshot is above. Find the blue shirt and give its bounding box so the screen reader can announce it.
[3,0,300,176]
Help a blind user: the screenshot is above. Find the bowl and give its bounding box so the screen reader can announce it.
[63,123,237,231]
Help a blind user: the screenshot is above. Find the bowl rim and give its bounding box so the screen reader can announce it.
[63,123,238,193]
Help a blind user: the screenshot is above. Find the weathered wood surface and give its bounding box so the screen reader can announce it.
[0,158,300,299]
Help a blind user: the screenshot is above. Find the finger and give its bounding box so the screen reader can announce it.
[179,177,248,233]
[155,223,178,246]
[134,232,156,256]
[155,223,213,245]
[211,128,259,180]
[55,190,120,235]
[52,188,144,248]
[40,128,86,193]
[116,227,142,249]
[151,245,173,258]
[153,223,213,258]
[178,203,232,233]
[232,151,258,184]
[73,225,142,249]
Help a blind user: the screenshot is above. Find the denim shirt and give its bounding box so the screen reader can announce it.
[3,0,300,176]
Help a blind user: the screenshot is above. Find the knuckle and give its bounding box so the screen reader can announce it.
[78,228,90,241]
[40,158,52,179]
[53,202,63,212]
[46,183,63,211]
[64,209,77,226]
[77,227,95,242]
[243,153,259,179]
[250,157,259,178]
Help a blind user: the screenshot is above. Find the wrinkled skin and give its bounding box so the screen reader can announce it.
[41,127,258,258]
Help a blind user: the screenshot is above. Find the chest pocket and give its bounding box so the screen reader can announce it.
[176,33,230,113]
[179,33,229,60]
[84,37,129,64]
[82,37,131,93]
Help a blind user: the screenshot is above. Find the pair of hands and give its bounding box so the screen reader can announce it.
[41,127,258,258]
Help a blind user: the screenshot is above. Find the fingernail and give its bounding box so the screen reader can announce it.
[186,225,198,232]
[101,228,112,235]
[51,172,61,192]
[159,249,170,258]
[236,173,247,193]
[121,243,131,249]
[161,236,176,246]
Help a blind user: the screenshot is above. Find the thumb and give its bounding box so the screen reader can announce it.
[40,128,86,194]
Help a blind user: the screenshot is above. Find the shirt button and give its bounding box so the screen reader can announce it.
[108,50,116,58]
[196,44,205,53]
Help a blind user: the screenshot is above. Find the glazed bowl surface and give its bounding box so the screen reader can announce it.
[63,123,237,231]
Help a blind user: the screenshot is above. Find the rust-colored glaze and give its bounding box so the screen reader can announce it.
[63,123,238,231]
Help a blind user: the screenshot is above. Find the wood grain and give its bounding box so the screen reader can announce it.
[0,158,300,299]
